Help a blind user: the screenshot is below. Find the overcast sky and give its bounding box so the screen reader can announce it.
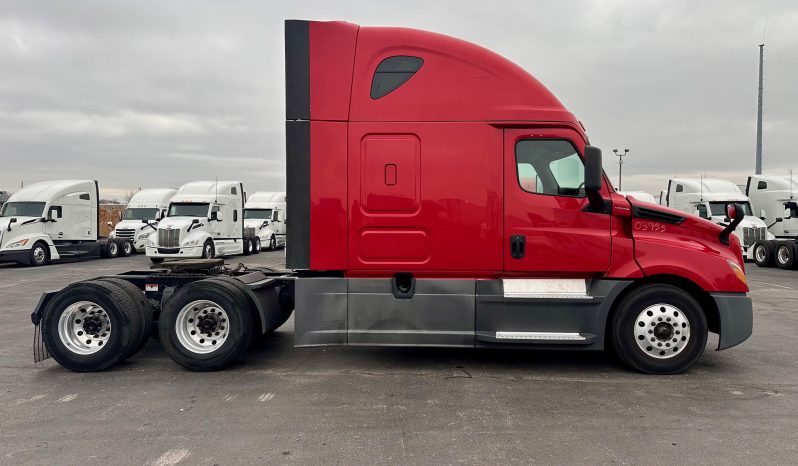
[1,0,796,200]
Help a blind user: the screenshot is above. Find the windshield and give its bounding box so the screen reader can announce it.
[168,203,209,217]
[709,201,753,217]
[124,208,159,220]
[0,201,45,218]
[244,209,272,220]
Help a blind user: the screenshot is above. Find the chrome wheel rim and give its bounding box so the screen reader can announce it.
[109,243,118,255]
[33,245,46,263]
[755,245,766,263]
[204,244,212,258]
[175,300,229,354]
[270,237,275,249]
[634,303,691,359]
[123,242,132,254]
[777,246,789,265]
[57,301,112,355]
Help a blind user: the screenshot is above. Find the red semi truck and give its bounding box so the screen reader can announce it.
[31,20,752,375]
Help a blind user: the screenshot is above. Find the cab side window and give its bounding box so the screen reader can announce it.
[696,204,708,219]
[515,140,585,197]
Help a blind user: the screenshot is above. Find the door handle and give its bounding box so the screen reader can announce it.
[510,235,526,259]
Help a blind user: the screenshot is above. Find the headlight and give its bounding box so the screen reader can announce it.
[727,260,747,285]
[8,239,30,248]
[183,239,201,247]
[147,237,156,246]
[138,232,151,240]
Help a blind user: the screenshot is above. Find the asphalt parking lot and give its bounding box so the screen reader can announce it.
[1,255,796,465]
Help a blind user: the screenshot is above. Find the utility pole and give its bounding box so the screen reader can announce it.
[755,42,764,175]
[612,148,629,190]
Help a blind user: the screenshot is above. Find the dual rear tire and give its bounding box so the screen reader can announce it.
[754,240,798,269]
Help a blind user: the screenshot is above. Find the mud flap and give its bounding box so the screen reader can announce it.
[31,291,57,363]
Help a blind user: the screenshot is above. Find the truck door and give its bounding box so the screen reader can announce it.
[504,128,611,273]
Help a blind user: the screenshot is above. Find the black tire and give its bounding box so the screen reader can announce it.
[106,241,119,258]
[98,278,153,358]
[775,242,797,270]
[268,235,276,251]
[40,280,140,372]
[150,257,165,264]
[610,284,708,375]
[120,240,133,257]
[253,237,261,254]
[158,279,254,371]
[29,241,50,266]
[243,238,252,256]
[202,240,215,259]
[753,240,776,267]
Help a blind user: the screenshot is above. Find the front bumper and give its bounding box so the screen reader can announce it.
[712,292,753,350]
[0,249,31,265]
[145,245,203,258]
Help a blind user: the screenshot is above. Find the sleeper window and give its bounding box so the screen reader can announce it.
[515,140,585,197]
[371,56,423,99]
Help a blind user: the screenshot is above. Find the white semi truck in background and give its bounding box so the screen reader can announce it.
[0,180,133,266]
[110,188,177,253]
[146,181,257,263]
[661,177,774,260]
[616,190,657,204]
[244,191,286,252]
[746,174,798,269]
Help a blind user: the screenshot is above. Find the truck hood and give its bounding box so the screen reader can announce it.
[0,216,42,232]
[244,219,271,230]
[158,217,203,231]
[114,219,155,232]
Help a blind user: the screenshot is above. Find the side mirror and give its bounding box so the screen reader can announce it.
[760,209,767,220]
[210,211,220,221]
[106,221,113,227]
[719,203,745,245]
[583,146,605,212]
[7,217,16,231]
[192,218,200,224]
[155,211,162,220]
[785,208,792,220]
[118,212,123,222]
[775,218,783,223]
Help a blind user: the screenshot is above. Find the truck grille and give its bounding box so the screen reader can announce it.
[115,229,136,239]
[742,226,766,246]
[158,229,180,248]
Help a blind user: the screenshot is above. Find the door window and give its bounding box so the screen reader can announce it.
[515,140,585,197]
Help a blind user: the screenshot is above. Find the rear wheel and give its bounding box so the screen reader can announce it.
[29,241,50,266]
[243,238,253,256]
[40,281,140,371]
[98,278,153,358]
[775,242,797,269]
[253,237,261,254]
[106,241,119,258]
[159,279,254,371]
[611,284,707,374]
[150,257,165,264]
[121,240,133,257]
[753,240,776,267]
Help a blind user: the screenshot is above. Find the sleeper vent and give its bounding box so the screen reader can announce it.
[633,206,686,225]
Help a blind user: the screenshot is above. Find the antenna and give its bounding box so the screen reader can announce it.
[215,177,218,203]
[790,165,794,200]
[755,39,765,174]
[700,173,704,202]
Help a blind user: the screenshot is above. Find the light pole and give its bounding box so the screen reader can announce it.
[612,148,629,190]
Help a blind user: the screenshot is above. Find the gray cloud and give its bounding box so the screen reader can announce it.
[1,0,796,199]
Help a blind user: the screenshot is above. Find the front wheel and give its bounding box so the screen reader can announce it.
[610,284,707,374]
[29,241,50,266]
[202,240,215,259]
[268,235,276,251]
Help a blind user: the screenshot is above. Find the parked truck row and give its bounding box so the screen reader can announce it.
[0,179,286,267]
[31,19,753,376]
